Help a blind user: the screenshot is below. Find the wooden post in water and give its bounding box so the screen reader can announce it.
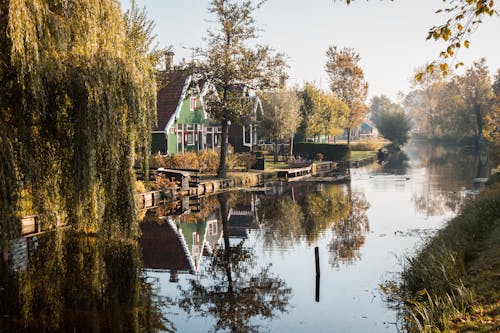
[315,246,320,276]
[315,246,320,302]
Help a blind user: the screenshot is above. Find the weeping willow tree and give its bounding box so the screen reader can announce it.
[0,0,157,241]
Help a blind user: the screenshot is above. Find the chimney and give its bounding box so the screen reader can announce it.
[166,51,175,72]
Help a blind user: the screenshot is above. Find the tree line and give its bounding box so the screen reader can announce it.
[404,60,499,148]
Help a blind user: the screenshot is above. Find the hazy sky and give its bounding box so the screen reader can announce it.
[121,0,500,101]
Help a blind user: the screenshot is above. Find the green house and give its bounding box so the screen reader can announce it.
[152,70,221,154]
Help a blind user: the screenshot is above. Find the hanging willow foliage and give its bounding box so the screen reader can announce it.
[0,0,157,241]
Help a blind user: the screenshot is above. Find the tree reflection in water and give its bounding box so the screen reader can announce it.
[380,149,410,175]
[178,193,292,333]
[0,230,172,332]
[410,142,482,217]
[328,191,370,267]
[259,183,370,266]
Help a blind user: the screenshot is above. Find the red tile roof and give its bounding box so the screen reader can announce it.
[139,219,193,272]
[155,70,189,131]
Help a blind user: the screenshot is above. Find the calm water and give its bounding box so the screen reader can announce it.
[0,141,487,332]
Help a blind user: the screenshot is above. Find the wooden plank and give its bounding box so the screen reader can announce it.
[20,216,36,235]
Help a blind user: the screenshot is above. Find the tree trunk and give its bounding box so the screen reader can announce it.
[219,193,233,293]
[290,136,294,158]
[474,105,483,149]
[273,142,279,163]
[347,128,351,145]
[217,119,229,178]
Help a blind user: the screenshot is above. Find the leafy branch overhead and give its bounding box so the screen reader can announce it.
[340,0,498,78]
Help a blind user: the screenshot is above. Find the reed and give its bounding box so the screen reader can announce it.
[382,177,500,332]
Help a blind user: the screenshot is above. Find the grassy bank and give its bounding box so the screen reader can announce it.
[383,174,500,332]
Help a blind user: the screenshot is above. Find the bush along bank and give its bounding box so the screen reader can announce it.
[382,174,500,332]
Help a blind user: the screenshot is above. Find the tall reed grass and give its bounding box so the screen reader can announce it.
[382,178,500,332]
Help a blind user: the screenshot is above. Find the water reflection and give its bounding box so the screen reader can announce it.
[407,141,485,217]
[259,182,370,266]
[328,190,370,267]
[177,193,292,332]
[378,150,410,175]
[1,140,487,332]
[0,231,171,332]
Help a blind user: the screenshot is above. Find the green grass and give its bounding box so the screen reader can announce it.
[382,176,500,332]
[350,150,376,161]
[265,161,289,170]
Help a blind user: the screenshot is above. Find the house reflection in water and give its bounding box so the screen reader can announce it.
[227,194,261,239]
[139,211,223,281]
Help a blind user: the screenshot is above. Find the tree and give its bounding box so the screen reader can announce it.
[485,70,500,165]
[0,0,157,241]
[196,0,287,178]
[376,110,412,147]
[296,82,317,142]
[325,46,369,144]
[406,65,447,138]
[370,95,403,125]
[260,89,302,162]
[306,90,348,143]
[457,59,494,148]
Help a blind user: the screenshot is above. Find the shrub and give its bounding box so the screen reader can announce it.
[350,139,382,151]
[376,111,412,147]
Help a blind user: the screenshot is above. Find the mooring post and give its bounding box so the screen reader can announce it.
[315,246,320,302]
[315,274,320,302]
[315,246,320,276]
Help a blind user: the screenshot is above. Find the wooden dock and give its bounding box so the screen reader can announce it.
[277,166,312,181]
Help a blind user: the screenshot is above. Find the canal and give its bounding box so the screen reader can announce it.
[0,140,487,332]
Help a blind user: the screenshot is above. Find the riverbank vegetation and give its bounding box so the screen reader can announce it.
[382,174,500,332]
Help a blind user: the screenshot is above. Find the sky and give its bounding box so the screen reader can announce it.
[120,0,500,102]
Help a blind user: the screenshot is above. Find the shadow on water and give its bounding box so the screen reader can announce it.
[0,231,173,332]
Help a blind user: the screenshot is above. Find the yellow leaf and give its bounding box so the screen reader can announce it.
[464,40,470,48]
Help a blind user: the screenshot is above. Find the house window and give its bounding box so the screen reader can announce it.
[186,124,195,146]
[244,125,251,144]
[187,132,194,145]
[190,97,197,111]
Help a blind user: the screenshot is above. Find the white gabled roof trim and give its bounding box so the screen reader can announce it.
[164,75,192,133]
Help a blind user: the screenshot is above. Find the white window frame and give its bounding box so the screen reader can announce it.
[190,96,197,111]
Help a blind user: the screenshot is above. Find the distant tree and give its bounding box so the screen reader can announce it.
[406,65,447,138]
[457,59,495,148]
[376,110,412,147]
[296,82,318,142]
[370,95,403,125]
[195,0,287,178]
[260,89,302,162]
[306,90,348,143]
[433,77,472,138]
[325,46,369,144]
[486,70,500,165]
